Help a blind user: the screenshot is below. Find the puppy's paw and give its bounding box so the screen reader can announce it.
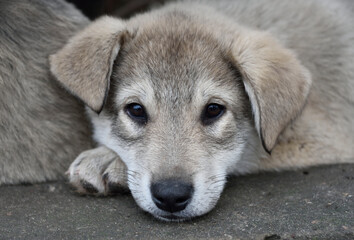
[68,146,128,196]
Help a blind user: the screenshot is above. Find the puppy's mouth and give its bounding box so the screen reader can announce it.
[154,212,193,222]
[153,212,195,222]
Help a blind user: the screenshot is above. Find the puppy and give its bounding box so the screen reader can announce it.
[50,0,354,221]
[0,0,92,185]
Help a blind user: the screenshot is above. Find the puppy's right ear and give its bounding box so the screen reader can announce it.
[50,17,127,113]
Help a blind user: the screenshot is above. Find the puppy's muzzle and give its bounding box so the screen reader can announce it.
[151,179,193,213]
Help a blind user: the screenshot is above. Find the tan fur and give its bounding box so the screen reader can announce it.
[50,0,354,220]
[230,30,312,152]
[50,17,127,112]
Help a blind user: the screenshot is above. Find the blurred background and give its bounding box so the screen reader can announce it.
[66,0,167,19]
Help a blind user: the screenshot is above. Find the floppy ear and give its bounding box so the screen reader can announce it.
[230,30,312,153]
[50,16,127,113]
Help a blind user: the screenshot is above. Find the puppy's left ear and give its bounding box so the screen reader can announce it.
[50,16,128,113]
[230,30,312,153]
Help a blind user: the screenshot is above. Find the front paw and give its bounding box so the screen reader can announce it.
[67,146,128,196]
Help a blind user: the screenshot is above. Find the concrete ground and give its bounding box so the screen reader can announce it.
[0,164,353,240]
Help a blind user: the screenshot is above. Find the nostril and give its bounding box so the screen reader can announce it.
[153,196,164,206]
[151,179,193,213]
[156,197,164,202]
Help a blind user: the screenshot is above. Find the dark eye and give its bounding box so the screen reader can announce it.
[125,103,148,125]
[202,103,225,125]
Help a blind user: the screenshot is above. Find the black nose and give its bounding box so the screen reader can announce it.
[151,179,193,213]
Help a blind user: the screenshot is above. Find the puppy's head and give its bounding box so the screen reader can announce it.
[50,8,311,221]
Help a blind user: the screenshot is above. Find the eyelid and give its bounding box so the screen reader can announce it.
[125,97,142,104]
[119,97,142,111]
[206,97,227,106]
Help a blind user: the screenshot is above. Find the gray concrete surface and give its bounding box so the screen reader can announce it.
[0,164,353,240]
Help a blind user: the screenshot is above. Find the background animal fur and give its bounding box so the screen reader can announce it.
[0,0,93,185]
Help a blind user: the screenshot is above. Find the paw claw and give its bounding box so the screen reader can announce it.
[102,172,109,185]
[107,182,130,195]
[80,180,99,194]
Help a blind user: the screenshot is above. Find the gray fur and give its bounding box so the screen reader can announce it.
[3,0,354,222]
[52,0,354,221]
[0,0,93,185]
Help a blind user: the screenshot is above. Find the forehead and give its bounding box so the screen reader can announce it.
[112,12,241,105]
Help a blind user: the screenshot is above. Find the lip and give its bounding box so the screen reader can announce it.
[156,213,191,222]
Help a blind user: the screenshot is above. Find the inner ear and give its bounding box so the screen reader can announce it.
[50,17,130,113]
[229,30,312,153]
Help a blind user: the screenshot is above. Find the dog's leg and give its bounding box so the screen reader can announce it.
[67,146,128,195]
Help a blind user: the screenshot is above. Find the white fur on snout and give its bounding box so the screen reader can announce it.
[127,170,158,214]
[188,171,226,216]
[180,137,248,219]
[131,169,228,221]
